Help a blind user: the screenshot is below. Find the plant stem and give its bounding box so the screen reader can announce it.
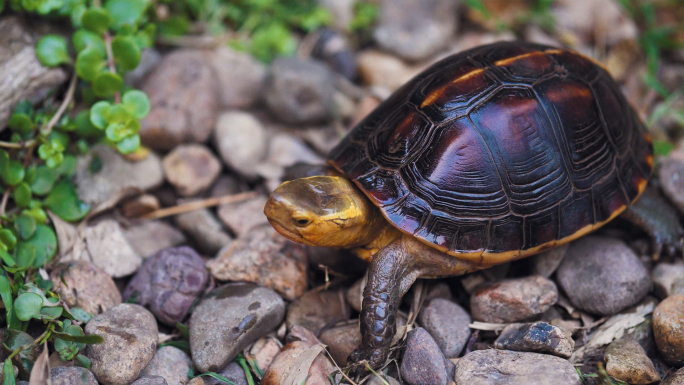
[0,189,11,216]
[40,73,78,137]
[103,33,121,104]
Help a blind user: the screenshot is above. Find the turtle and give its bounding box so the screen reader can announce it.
[263,41,684,370]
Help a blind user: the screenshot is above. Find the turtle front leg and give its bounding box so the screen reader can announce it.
[622,188,684,257]
[348,235,483,371]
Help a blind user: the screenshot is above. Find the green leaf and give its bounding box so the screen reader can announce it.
[0,229,17,250]
[89,101,111,129]
[8,113,34,135]
[0,0,5,14]
[23,225,57,267]
[249,22,297,63]
[15,243,36,269]
[654,140,675,157]
[75,354,91,369]
[22,205,48,225]
[30,166,57,196]
[115,133,140,154]
[0,249,15,267]
[13,182,32,208]
[122,90,150,119]
[55,154,77,177]
[75,46,106,81]
[72,29,106,56]
[81,8,111,34]
[105,0,147,30]
[40,305,63,319]
[15,215,36,240]
[38,141,65,169]
[0,274,13,330]
[111,35,141,71]
[51,332,104,344]
[43,180,90,222]
[36,35,71,67]
[14,292,43,321]
[68,307,93,323]
[107,104,132,123]
[92,72,123,97]
[0,161,25,186]
[158,15,190,37]
[2,358,15,385]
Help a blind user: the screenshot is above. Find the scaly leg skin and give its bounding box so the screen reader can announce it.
[621,188,684,258]
[348,235,483,373]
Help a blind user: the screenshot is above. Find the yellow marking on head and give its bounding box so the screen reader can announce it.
[494,51,545,66]
[420,68,485,108]
[646,155,654,168]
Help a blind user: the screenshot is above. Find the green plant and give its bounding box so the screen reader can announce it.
[348,1,380,32]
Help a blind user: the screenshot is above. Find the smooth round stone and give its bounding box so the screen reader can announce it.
[653,295,684,366]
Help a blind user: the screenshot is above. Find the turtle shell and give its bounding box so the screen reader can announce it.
[328,42,653,264]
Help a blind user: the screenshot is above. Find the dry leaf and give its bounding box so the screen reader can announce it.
[29,342,50,385]
[469,321,508,331]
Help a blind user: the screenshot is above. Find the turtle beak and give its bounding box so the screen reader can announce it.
[264,194,305,244]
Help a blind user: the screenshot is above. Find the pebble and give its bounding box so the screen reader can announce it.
[455,349,581,384]
[417,298,471,358]
[175,208,232,255]
[255,134,323,190]
[529,244,568,278]
[604,339,660,384]
[556,236,651,316]
[139,346,193,385]
[261,326,335,385]
[286,290,349,334]
[210,46,266,109]
[317,0,354,31]
[50,367,99,385]
[210,174,247,197]
[140,49,218,150]
[552,0,637,46]
[373,0,458,61]
[400,327,451,385]
[653,294,684,366]
[131,376,167,385]
[319,322,361,366]
[124,48,162,87]
[49,260,121,315]
[652,263,684,299]
[163,144,221,197]
[249,337,282,372]
[216,196,269,237]
[311,28,357,80]
[213,111,268,180]
[74,145,164,210]
[123,220,187,259]
[189,282,286,372]
[85,304,158,385]
[201,362,248,385]
[470,275,558,323]
[123,246,209,326]
[122,194,160,218]
[494,322,574,358]
[662,367,684,385]
[357,50,422,92]
[206,225,308,301]
[264,57,336,125]
[84,219,142,278]
[659,157,684,215]
[369,377,400,385]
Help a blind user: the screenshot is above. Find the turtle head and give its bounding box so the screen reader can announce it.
[264,176,382,248]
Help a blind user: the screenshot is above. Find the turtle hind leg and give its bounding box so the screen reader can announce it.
[348,235,483,373]
[622,188,684,258]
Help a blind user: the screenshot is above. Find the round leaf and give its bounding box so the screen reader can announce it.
[8,113,35,134]
[15,215,37,240]
[116,133,140,154]
[76,46,106,81]
[111,35,141,71]
[40,305,63,319]
[36,35,71,67]
[105,0,146,29]
[14,182,32,208]
[43,180,90,222]
[90,101,111,129]
[75,110,103,138]
[92,72,123,97]
[14,292,43,321]
[22,205,48,225]
[30,166,57,196]
[122,90,150,119]
[1,160,25,186]
[107,104,132,124]
[72,29,106,56]
[0,229,17,250]
[24,225,57,267]
[81,8,111,34]
[15,242,36,269]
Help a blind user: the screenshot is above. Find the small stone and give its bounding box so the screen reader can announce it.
[207,225,307,301]
[163,144,221,197]
[139,346,193,385]
[417,298,471,358]
[210,174,247,197]
[122,194,160,218]
[264,57,336,124]
[84,219,142,278]
[653,295,684,366]
[131,376,167,385]
[357,50,422,92]
[368,377,400,385]
[319,322,361,367]
[50,260,122,315]
[470,275,558,323]
[85,304,158,385]
[373,0,458,61]
[255,134,323,190]
[652,263,684,299]
[249,338,282,373]
[201,362,248,385]
[604,339,660,384]
[286,290,349,334]
[123,246,209,326]
[50,367,99,385]
[345,278,365,312]
[552,0,637,46]
[123,220,187,259]
[317,0,354,31]
[74,145,164,210]
[214,111,268,179]
[662,367,684,385]
[311,29,357,80]
[494,322,575,358]
[529,244,568,278]
[124,48,162,86]
[210,47,267,109]
[400,327,450,385]
[660,157,684,215]
[189,283,286,373]
[557,236,651,316]
[175,209,232,255]
[455,349,581,384]
[140,49,218,150]
[217,196,269,237]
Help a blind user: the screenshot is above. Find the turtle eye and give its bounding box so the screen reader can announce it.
[293,218,311,227]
